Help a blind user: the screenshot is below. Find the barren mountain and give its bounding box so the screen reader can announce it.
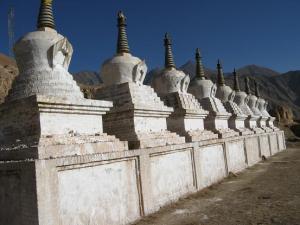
[0,54,18,103]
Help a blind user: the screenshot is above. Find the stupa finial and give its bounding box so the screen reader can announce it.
[254,80,260,97]
[245,77,251,95]
[37,0,55,30]
[195,48,206,80]
[217,59,225,86]
[117,11,130,54]
[164,33,176,69]
[233,68,240,91]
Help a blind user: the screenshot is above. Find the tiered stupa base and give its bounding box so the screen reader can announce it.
[199,97,239,138]
[245,115,265,134]
[93,82,186,149]
[205,115,239,139]
[0,95,128,160]
[161,92,218,142]
[224,102,254,136]
[184,130,218,142]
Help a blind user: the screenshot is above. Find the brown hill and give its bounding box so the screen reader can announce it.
[0,54,18,103]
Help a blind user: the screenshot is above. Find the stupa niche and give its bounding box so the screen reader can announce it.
[215,64,253,136]
[96,12,185,149]
[151,43,218,142]
[188,54,237,138]
[0,0,127,160]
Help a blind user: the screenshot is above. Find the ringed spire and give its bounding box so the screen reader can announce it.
[117,11,130,54]
[233,68,240,91]
[245,77,251,95]
[217,59,225,86]
[37,0,55,30]
[195,48,206,80]
[164,33,176,69]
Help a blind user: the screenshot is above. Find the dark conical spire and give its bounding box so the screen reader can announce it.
[117,11,130,54]
[217,59,225,86]
[164,33,176,69]
[233,68,240,91]
[254,80,260,97]
[245,77,251,95]
[37,0,55,30]
[195,48,206,80]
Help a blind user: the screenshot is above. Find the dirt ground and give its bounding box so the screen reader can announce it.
[133,142,300,225]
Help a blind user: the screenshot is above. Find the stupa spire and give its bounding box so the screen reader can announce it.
[245,77,251,95]
[37,0,55,30]
[164,33,176,69]
[233,68,240,91]
[195,48,205,80]
[217,59,225,86]
[254,80,260,97]
[117,11,130,54]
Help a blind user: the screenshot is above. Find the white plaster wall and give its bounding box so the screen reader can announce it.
[269,134,279,155]
[196,144,227,189]
[184,118,204,131]
[259,135,271,157]
[226,141,247,173]
[134,117,167,132]
[215,119,229,129]
[249,120,257,128]
[149,150,194,211]
[58,159,141,225]
[259,120,266,127]
[235,120,245,129]
[277,132,285,151]
[245,137,261,166]
[40,112,103,135]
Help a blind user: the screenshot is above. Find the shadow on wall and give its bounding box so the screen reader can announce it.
[290,124,300,138]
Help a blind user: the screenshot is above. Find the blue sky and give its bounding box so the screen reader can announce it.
[0,0,300,73]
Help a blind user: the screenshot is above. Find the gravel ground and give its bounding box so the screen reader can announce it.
[133,142,300,225]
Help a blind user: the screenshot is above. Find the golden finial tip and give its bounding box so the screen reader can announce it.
[118,11,125,19]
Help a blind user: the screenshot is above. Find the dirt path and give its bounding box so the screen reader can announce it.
[133,143,300,225]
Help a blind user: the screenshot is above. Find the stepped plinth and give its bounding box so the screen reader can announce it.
[188,71,238,138]
[151,46,217,142]
[95,14,185,149]
[0,6,127,160]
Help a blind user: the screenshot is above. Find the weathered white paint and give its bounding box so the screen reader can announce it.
[226,140,247,173]
[269,134,279,155]
[214,118,230,130]
[259,135,271,157]
[149,150,194,211]
[184,118,204,130]
[196,144,227,189]
[245,137,261,166]
[40,111,103,135]
[58,159,141,225]
[134,117,167,132]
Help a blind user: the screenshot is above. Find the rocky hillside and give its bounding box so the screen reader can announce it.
[0,53,299,120]
[0,54,18,103]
